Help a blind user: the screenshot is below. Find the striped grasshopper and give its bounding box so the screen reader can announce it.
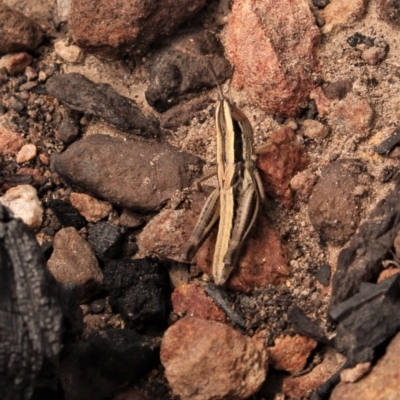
[185,89,265,285]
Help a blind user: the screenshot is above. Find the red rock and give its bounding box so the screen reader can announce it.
[282,347,346,398]
[331,333,400,400]
[0,52,33,75]
[172,283,227,323]
[290,169,317,202]
[69,0,206,59]
[321,0,369,34]
[161,317,268,400]
[328,95,374,139]
[0,126,25,155]
[16,168,42,185]
[256,126,309,208]
[268,334,318,374]
[0,3,44,53]
[226,0,320,117]
[310,87,331,117]
[196,213,290,293]
[69,192,113,223]
[47,227,103,299]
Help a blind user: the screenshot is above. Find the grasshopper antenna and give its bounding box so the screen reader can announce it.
[205,59,225,100]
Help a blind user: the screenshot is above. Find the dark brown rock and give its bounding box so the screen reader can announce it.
[226,0,320,117]
[46,73,160,137]
[53,134,203,211]
[257,126,309,208]
[0,3,44,54]
[324,79,353,100]
[308,159,367,246]
[69,0,206,59]
[145,30,232,112]
[331,333,400,400]
[161,317,268,400]
[171,283,227,323]
[47,227,103,299]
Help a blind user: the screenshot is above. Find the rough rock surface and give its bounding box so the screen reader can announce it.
[47,227,103,298]
[226,0,320,116]
[308,159,367,246]
[0,52,32,75]
[69,0,206,59]
[0,3,44,53]
[256,126,309,208]
[69,192,112,223]
[46,73,160,137]
[53,134,203,211]
[0,125,25,154]
[161,317,268,400]
[331,332,400,400]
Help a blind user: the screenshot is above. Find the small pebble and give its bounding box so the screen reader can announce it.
[0,52,32,75]
[8,96,25,112]
[25,66,38,81]
[301,119,330,139]
[90,298,106,314]
[361,46,386,65]
[312,0,330,8]
[39,153,50,165]
[16,143,37,163]
[54,40,83,63]
[19,81,38,92]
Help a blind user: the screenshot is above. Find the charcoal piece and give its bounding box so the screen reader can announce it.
[48,199,86,229]
[103,258,169,329]
[288,306,332,345]
[0,205,62,400]
[204,284,246,330]
[330,176,400,306]
[374,128,400,155]
[330,274,400,362]
[347,32,375,47]
[46,73,160,137]
[59,329,160,400]
[145,30,232,112]
[316,264,331,286]
[87,221,124,260]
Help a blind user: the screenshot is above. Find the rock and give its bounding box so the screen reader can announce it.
[321,0,369,34]
[361,46,387,65]
[340,362,371,383]
[290,169,318,202]
[53,134,203,211]
[16,143,37,163]
[118,208,144,228]
[56,0,71,24]
[378,268,400,282]
[0,3,44,53]
[282,347,346,398]
[268,334,317,374]
[70,192,112,223]
[87,221,124,260]
[69,0,206,59]
[377,0,400,27]
[300,119,330,139]
[46,73,160,137]
[145,30,232,112]
[226,0,320,117]
[8,95,25,112]
[394,230,400,257]
[328,95,374,139]
[324,79,353,100]
[47,227,103,299]
[48,199,86,229]
[308,159,367,246]
[310,86,331,117]
[103,258,169,329]
[316,263,332,286]
[0,52,33,75]
[0,125,25,155]
[329,177,400,305]
[137,209,192,262]
[172,283,227,323]
[161,317,268,400]
[16,167,42,185]
[256,126,309,208]
[196,213,290,293]
[24,66,38,81]
[374,128,400,156]
[0,185,43,229]
[56,114,80,143]
[312,0,330,7]
[331,333,400,400]
[54,40,83,63]
[59,329,159,400]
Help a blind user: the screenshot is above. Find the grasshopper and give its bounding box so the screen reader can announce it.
[185,87,265,285]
